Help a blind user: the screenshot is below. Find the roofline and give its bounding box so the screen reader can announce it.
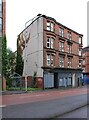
[18,14,83,37]
[18,15,43,36]
[82,46,89,52]
[43,15,83,36]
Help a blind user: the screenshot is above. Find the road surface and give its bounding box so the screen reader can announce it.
[2,87,88,118]
[56,105,88,118]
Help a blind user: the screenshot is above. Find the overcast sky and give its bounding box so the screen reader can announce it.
[6,0,88,52]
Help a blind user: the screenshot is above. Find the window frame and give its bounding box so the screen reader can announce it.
[47,37,50,48]
[47,21,50,31]
[50,38,54,49]
[46,21,54,32]
[46,37,54,49]
[68,44,72,54]
[51,22,54,32]
[60,56,64,67]
[59,27,64,37]
[67,31,72,40]
[47,54,54,66]
[79,60,82,68]
[47,54,50,66]
[51,55,54,66]
[78,37,82,44]
[79,48,82,56]
[68,57,72,68]
[60,41,64,52]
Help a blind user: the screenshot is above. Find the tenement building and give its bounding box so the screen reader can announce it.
[82,46,89,77]
[18,14,83,88]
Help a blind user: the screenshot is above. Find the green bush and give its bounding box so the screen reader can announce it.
[21,87,42,91]
[7,87,20,91]
[7,87,42,91]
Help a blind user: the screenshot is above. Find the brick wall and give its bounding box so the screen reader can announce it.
[82,47,89,73]
[21,76,43,88]
[43,17,82,69]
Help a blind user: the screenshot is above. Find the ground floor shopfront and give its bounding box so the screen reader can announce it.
[43,68,83,89]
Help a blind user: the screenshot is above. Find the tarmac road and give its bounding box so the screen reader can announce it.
[56,105,88,118]
[2,93,88,118]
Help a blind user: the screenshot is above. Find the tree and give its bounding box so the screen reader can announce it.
[6,48,16,75]
[5,48,16,87]
[15,37,23,76]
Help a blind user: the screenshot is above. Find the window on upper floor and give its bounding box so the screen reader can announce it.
[47,54,50,66]
[51,55,54,66]
[47,21,54,32]
[68,44,72,54]
[47,37,50,48]
[59,41,64,52]
[79,48,82,56]
[47,54,54,66]
[51,38,54,49]
[47,37,54,49]
[47,22,50,31]
[67,31,72,40]
[78,37,82,44]
[51,22,54,32]
[68,57,72,68]
[79,60,82,68]
[59,56,64,67]
[59,27,64,37]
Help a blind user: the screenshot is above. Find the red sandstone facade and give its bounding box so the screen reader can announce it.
[82,46,89,74]
[43,16,83,69]
[18,14,83,88]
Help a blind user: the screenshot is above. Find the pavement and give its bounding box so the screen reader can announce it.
[1,86,89,118]
[1,85,87,95]
[1,90,28,95]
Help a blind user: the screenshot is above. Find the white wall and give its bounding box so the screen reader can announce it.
[22,17,43,77]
